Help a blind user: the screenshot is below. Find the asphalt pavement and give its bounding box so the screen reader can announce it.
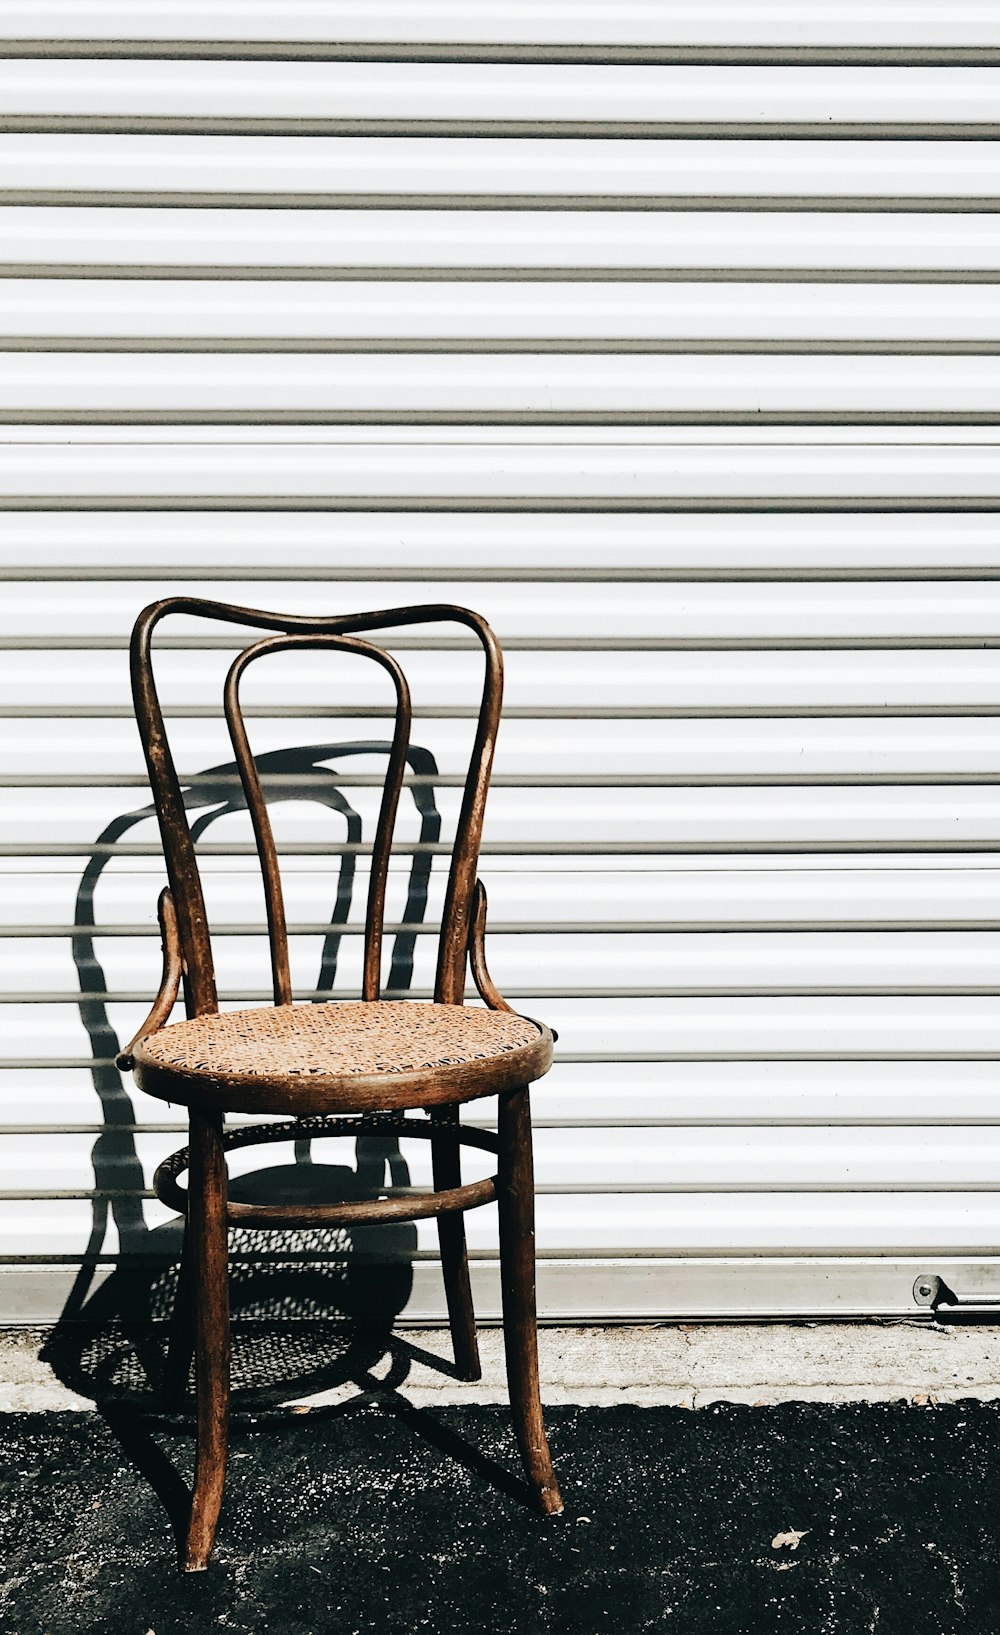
[3,1392,1000,1634]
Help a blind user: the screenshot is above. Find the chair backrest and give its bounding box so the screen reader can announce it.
[129,597,504,1017]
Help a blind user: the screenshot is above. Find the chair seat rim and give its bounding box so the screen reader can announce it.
[133,1021,553,1114]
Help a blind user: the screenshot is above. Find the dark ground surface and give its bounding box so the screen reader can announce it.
[2,1398,1000,1635]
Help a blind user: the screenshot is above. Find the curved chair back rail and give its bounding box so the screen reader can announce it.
[129,597,504,1015]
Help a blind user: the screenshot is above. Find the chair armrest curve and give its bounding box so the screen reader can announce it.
[469,879,559,1042]
[115,887,183,1071]
[468,879,514,1012]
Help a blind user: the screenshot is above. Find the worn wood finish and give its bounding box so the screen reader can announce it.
[114,887,182,1071]
[469,879,514,1013]
[433,627,503,1007]
[160,1222,195,1410]
[223,633,412,1007]
[158,1169,500,1230]
[497,1085,564,1516]
[122,597,558,1568]
[183,1108,230,1573]
[129,596,502,1013]
[227,1173,497,1229]
[431,1103,483,1380]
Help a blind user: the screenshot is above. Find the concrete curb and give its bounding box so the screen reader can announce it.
[1,1321,999,1411]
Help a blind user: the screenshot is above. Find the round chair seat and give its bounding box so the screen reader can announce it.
[132,999,553,1114]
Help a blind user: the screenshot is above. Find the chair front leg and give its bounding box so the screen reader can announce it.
[496,1085,563,1515]
[183,1109,230,1572]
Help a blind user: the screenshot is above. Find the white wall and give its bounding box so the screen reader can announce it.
[3,3,1000,1319]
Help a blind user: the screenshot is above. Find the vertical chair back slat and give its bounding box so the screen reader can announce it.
[129,597,500,1014]
[223,641,293,1007]
[224,634,411,1006]
[356,650,412,1004]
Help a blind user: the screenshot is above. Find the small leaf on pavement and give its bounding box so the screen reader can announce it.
[771,1529,810,1551]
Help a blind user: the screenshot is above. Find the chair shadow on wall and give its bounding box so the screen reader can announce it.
[41,739,467,1416]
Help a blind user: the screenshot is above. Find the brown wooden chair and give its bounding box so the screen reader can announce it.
[115,596,562,1571]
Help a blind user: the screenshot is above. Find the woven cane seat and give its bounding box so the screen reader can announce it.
[132,999,553,1115]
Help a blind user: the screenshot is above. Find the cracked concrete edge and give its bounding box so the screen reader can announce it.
[1,1323,999,1411]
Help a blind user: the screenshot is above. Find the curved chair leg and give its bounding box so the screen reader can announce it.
[496,1085,563,1515]
[161,1223,195,1409]
[431,1105,482,1381]
[183,1110,230,1572]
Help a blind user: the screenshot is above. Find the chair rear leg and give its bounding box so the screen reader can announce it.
[431,1105,481,1381]
[183,1110,230,1572]
[497,1085,563,1515]
[161,1223,195,1408]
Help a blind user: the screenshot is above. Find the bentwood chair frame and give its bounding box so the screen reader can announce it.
[116,597,562,1571]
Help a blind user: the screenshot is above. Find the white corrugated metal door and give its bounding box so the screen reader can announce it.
[3,3,1000,1321]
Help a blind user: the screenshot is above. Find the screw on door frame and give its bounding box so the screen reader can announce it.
[913,1274,943,1307]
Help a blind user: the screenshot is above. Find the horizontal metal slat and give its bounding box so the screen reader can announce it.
[46,631,1000,644]
[12,641,1000,714]
[7,210,1000,277]
[10,864,1000,935]
[21,121,999,144]
[7,1127,1000,1195]
[3,2,1000,65]
[13,842,1000,858]
[11,715,1000,780]
[22,927,1000,995]
[7,1192,1000,1259]
[8,1059,1000,1130]
[7,122,1000,143]
[3,706,685,721]
[2,135,999,207]
[12,501,1000,514]
[11,783,1000,849]
[13,707,1000,723]
[12,352,1000,425]
[22,573,1000,586]
[9,773,1000,789]
[10,339,1000,357]
[3,437,1000,504]
[12,994,1000,1058]
[6,50,1000,72]
[7,280,1000,341]
[32,923,990,941]
[10,575,1000,638]
[6,1059,1000,1125]
[2,510,999,575]
[5,63,1000,139]
[9,196,1000,215]
[4,61,1000,122]
[23,636,882,651]
[14,269,1000,286]
[29,633,1000,655]
[13,411,1000,427]
[13,987,1000,1004]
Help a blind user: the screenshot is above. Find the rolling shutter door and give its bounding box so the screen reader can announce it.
[3,3,1000,1321]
